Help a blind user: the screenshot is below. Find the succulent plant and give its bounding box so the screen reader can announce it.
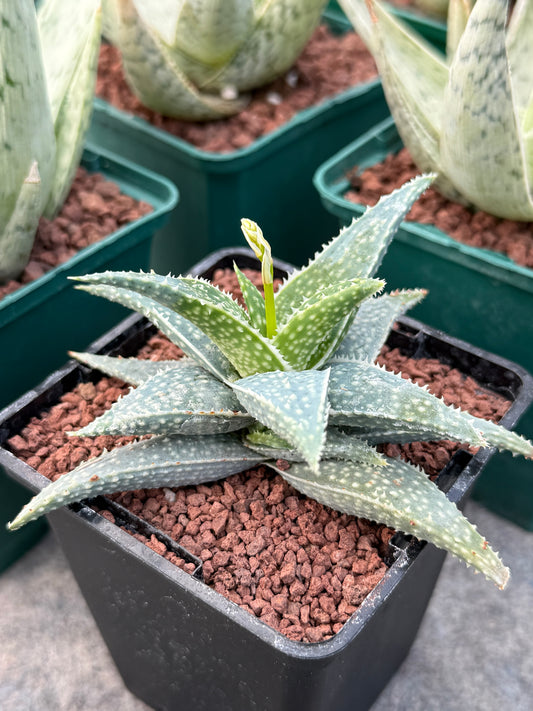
[338,0,533,220]
[0,0,101,284]
[9,175,533,588]
[101,0,328,120]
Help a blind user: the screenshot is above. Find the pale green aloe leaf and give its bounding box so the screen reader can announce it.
[233,263,266,336]
[68,351,194,386]
[71,365,253,437]
[232,369,330,472]
[112,0,248,119]
[331,289,427,363]
[8,434,265,531]
[38,0,102,217]
[244,426,387,466]
[274,278,384,369]
[506,0,533,114]
[271,457,509,588]
[328,361,488,447]
[340,0,451,190]
[275,175,434,325]
[202,0,327,92]
[0,163,43,283]
[73,282,238,382]
[440,0,533,219]
[461,412,533,460]
[173,0,254,67]
[446,0,473,59]
[75,272,290,377]
[0,0,55,278]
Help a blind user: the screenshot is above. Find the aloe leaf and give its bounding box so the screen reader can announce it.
[8,434,265,531]
[234,263,266,336]
[446,0,473,59]
[76,272,290,377]
[0,163,43,283]
[275,175,434,325]
[461,412,533,460]
[73,281,238,382]
[274,278,384,369]
[0,0,55,272]
[72,365,253,437]
[112,0,248,119]
[38,0,102,217]
[202,0,326,92]
[68,351,193,386]
[232,369,330,472]
[328,361,488,447]
[440,0,533,219]
[340,0,451,189]
[173,0,254,67]
[271,457,509,588]
[506,0,533,114]
[331,289,427,363]
[245,426,387,466]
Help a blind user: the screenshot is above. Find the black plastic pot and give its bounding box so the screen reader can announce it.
[1,250,532,711]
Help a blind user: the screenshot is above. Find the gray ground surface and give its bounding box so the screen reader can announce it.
[1,500,532,711]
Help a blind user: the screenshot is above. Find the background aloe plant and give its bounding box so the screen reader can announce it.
[339,0,533,220]
[9,175,533,590]
[0,0,101,284]
[101,0,328,120]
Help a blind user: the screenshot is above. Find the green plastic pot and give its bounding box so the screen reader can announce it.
[88,10,390,275]
[313,116,533,530]
[0,144,178,574]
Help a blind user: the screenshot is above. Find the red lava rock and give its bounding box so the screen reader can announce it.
[345,148,533,270]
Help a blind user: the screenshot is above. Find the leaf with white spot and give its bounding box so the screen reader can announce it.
[232,369,330,472]
[71,365,253,437]
[328,361,488,447]
[68,351,185,386]
[274,175,434,325]
[8,434,265,531]
[331,289,427,363]
[274,278,384,369]
[271,457,509,588]
[75,272,289,378]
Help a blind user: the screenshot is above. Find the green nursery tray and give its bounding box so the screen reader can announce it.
[88,10,389,275]
[0,144,177,573]
[313,116,533,529]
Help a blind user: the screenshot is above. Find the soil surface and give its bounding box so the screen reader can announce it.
[0,168,152,300]
[345,149,533,269]
[96,25,377,153]
[7,269,510,643]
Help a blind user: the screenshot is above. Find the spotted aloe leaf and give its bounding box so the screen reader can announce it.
[274,278,384,369]
[38,0,102,217]
[75,272,290,377]
[446,0,473,58]
[271,457,509,588]
[72,365,252,437]
[339,0,533,218]
[68,351,185,387]
[0,0,55,283]
[74,282,237,382]
[274,175,434,326]
[331,289,427,363]
[232,369,330,472]
[8,434,265,531]
[244,426,387,466]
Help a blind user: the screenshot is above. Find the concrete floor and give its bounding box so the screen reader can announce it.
[1,500,532,711]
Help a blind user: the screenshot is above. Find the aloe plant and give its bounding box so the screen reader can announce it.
[0,0,101,284]
[339,0,533,220]
[9,175,533,590]
[102,0,328,120]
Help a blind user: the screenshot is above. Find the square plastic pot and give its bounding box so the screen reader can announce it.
[2,249,532,710]
[313,116,533,529]
[88,10,390,275]
[0,144,177,574]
